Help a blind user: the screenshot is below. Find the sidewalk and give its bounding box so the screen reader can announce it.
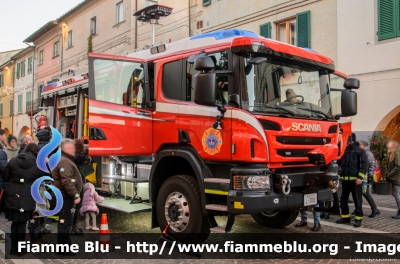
[0,193,399,263]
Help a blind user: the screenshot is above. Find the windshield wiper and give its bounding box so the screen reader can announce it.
[265,105,295,116]
[297,108,332,119]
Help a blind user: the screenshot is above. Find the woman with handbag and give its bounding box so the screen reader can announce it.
[387,140,400,219]
[2,143,44,256]
[71,139,93,235]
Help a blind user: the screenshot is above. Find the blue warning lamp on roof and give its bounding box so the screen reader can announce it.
[190,29,258,40]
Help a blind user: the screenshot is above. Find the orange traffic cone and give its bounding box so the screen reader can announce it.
[99,214,111,247]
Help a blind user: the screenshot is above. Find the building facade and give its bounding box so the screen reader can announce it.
[0,49,22,137]
[337,0,400,142]
[189,0,338,61]
[10,47,35,139]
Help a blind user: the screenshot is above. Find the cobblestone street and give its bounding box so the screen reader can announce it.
[0,192,399,263]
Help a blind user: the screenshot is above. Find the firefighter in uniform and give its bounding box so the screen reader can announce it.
[336,138,368,227]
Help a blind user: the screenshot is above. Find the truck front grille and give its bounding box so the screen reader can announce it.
[277,149,312,157]
[276,136,331,145]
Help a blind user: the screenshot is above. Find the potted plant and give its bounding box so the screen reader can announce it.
[370,122,400,195]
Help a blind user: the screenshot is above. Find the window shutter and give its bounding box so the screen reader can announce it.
[378,0,397,40]
[10,99,13,115]
[38,84,43,98]
[18,95,22,113]
[0,104,3,117]
[296,10,311,48]
[16,63,20,79]
[260,22,271,38]
[203,0,211,6]
[397,0,400,36]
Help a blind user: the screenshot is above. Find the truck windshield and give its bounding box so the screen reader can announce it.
[240,55,333,120]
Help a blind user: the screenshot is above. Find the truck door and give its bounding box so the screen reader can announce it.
[180,51,232,161]
[88,54,152,156]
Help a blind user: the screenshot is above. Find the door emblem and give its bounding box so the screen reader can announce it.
[274,198,279,204]
[202,128,223,155]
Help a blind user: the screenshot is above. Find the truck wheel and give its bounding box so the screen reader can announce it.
[251,210,299,228]
[156,175,210,243]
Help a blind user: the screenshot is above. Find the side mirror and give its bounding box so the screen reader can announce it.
[344,78,360,89]
[341,90,357,117]
[193,57,216,106]
[194,71,216,106]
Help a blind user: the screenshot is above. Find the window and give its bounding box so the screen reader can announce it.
[185,51,229,103]
[28,56,33,74]
[203,0,211,6]
[116,1,124,24]
[21,60,25,77]
[276,18,296,45]
[67,31,73,48]
[240,55,332,119]
[93,59,145,108]
[26,91,31,103]
[16,62,20,79]
[53,41,60,57]
[260,22,271,38]
[378,0,400,40]
[90,17,97,35]
[39,50,44,64]
[0,73,3,87]
[163,60,184,101]
[0,103,3,117]
[9,98,13,116]
[17,94,22,113]
[276,11,310,48]
[197,20,203,29]
[37,83,43,99]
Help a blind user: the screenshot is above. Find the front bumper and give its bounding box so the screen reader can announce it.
[226,188,332,214]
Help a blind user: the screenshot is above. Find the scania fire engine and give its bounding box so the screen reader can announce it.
[39,29,359,243]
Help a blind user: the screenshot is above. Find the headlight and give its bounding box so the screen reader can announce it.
[233,176,270,190]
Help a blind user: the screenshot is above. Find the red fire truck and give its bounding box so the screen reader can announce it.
[41,29,358,243]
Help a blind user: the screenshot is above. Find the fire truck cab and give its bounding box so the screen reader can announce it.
[42,29,359,243]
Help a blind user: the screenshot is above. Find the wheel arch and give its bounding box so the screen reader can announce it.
[149,144,210,228]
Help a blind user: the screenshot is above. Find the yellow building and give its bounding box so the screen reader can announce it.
[0,49,22,137]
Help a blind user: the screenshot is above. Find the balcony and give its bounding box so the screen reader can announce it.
[25,98,41,115]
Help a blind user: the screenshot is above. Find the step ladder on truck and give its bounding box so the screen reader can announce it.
[40,28,359,244]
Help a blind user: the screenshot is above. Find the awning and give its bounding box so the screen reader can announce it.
[42,80,88,99]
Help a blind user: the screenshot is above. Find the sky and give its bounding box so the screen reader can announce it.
[0,0,84,52]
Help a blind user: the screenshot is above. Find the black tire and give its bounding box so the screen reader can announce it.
[251,210,299,228]
[156,175,210,243]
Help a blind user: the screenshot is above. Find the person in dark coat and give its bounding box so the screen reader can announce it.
[36,128,51,151]
[387,140,400,219]
[18,135,33,155]
[32,127,53,235]
[359,140,380,217]
[0,129,8,189]
[2,143,44,256]
[52,139,83,254]
[70,139,89,236]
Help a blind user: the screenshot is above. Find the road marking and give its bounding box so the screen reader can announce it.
[296,217,388,233]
